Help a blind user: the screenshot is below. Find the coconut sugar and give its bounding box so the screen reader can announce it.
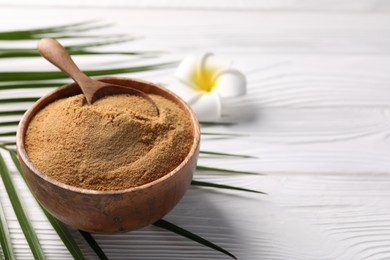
[25,93,193,191]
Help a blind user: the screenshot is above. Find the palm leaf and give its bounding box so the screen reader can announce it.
[199,150,256,158]
[0,153,45,259]
[0,20,110,40]
[0,35,142,58]
[0,48,160,58]
[0,121,20,127]
[0,20,95,35]
[0,142,15,146]
[0,110,25,116]
[0,199,15,260]
[43,22,111,33]
[65,38,137,49]
[191,180,265,194]
[153,219,236,260]
[201,132,247,137]
[0,82,64,90]
[9,151,87,260]
[0,132,16,137]
[199,122,236,126]
[0,62,175,82]
[196,165,261,175]
[0,98,38,104]
[0,144,13,152]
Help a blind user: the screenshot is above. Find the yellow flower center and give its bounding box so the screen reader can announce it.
[192,66,217,92]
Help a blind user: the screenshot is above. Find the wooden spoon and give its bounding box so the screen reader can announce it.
[37,38,159,115]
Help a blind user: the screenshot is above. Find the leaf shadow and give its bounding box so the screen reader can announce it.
[87,188,247,259]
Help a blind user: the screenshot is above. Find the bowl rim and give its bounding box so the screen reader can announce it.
[16,76,200,195]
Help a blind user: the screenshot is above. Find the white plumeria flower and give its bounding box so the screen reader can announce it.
[170,53,246,121]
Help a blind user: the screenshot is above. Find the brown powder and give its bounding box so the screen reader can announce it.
[25,93,194,191]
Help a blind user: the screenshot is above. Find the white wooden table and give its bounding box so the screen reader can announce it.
[1,2,390,259]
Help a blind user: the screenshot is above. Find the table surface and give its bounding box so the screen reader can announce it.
[0,2,390,259]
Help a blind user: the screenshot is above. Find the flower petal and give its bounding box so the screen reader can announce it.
[168,79,201,102]
[174,55,199,85]
[214,69,247,98]
[201,53,233,77]
[188,91,221,121]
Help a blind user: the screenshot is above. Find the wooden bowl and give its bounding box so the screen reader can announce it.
[16,77,200,233]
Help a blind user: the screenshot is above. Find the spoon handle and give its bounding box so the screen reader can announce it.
[37,38,159,115]
[37,38,93,89]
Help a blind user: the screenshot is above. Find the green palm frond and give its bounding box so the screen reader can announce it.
[0,144,14,152]
[199,150,256,158]
[200,132,247,137]
[154,219,236,259]
[0,48,161,58]
[0,131,16,137]
[0,198,15,260]
[0,110,25,116]
[0,121,20,127]
[0,62,175,82]
[66,37,137,49]
[191,180,265,194]
[0,98,38,104]
[0,153,45,259]
[199,121,236,126]
[0,82,64,90]
[196,165,262,175]
[0,20,110,40]
[0,142,15,146]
